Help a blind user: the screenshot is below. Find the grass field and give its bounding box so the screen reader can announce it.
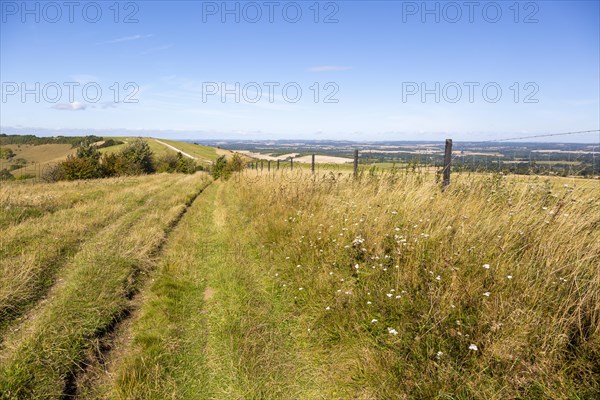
[0,144,77,178]
[0,138,227,180]
[100,138,236,164]
[0,169,598,399]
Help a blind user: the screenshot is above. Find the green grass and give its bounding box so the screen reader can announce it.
[99,137,176,159]
[100,181,309,399]
[0,177,175,336]
[101,137,229,164]
[0,173,211,398]
[159,139,222,161]
[99,171,599,399]
[1,170,598,399]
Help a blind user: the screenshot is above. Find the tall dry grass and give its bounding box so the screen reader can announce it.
[230,170,599,398]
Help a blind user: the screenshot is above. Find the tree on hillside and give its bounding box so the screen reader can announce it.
[228,154,244,173]
[212,155,228,179]
[60,142,103,180]
[119,139,155,175]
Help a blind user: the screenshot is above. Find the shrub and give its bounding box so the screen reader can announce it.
[100,152,132,177]
[41,164,64,182]
[97,138,124,149]
[76,142,102,160]
[228,154,245,173]
[155,152,197,174]
[9,158,27,171]
[0,168,15,181]
[175,154,197,174]
[211,155,228,180]
[119,139,155,175]
[59,142,104,180]
[60,155,104,180]
[0,147,15,159]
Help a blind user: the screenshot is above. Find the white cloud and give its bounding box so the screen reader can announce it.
[99,34,154,45]
[138,44,173,56]
[307,66,352,72]
[51,102,87,111]
[70,75,98,84]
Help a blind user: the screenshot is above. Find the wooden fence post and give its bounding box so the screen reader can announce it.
[290,158,293,171]
[442,139,452,190]
[277,160,280,170]
[261,160,264,171]
[353,149,359,178]
[268,160,271,172]
[311,154,315,174]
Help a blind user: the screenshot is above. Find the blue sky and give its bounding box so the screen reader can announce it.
[1,0,599,142]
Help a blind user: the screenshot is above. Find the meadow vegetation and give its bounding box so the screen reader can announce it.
[0,173,211,398]
[0,167,598,399]
[100,170,598,399]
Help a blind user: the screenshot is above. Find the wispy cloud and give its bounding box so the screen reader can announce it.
[307,66,352,72]
[138,44,173,56]
[71,75,98,84]
[98,34,154,45]
[51,102,87,111]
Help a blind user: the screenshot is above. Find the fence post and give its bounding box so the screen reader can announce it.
[442,139,452,190]
[261,160,264,171]
[311,154,315,174]
[290,158,293,171]
[353,149,359,178]
[268,160,271,172]
[277,160,280,170]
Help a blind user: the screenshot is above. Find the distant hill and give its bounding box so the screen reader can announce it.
[0,135,233,179]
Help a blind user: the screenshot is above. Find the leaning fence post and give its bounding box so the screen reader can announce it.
[353,149,359,178]
[311,154,315,174]
[442,139,452,190]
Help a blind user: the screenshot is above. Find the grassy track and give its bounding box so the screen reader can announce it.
[1,170,598,399]
[0,176,179,336]
[105,170,598,399]
[100,181,310,399]
[0,173,211,399]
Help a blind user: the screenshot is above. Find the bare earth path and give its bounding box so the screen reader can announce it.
[154,139,197,160]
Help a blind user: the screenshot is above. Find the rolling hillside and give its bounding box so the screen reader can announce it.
[0,137,231,179]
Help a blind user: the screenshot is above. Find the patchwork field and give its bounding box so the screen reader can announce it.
[0,170,598,399]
